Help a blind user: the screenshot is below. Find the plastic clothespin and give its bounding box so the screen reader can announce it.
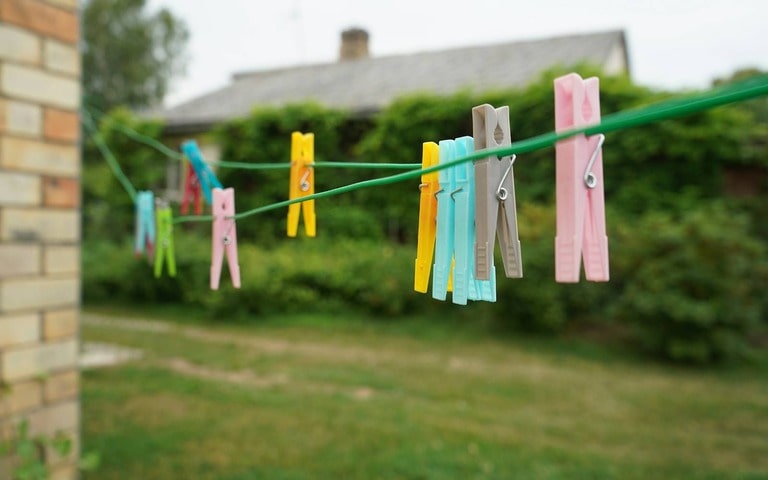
[287,132,316,237]
[154,199,176,278]
[210,187,241,290]
[181,140,222,206]
[414,142,439,293]
[472,104,523,281]
[432,140,456,301]
[452,136,496,304]
[134,191,156,258]
[554,73,609,282]
[181,161,203,215]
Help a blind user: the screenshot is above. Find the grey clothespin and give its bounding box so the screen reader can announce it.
[472,104,523,280]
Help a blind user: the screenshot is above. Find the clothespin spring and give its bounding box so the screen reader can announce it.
[300,169,312,192]
[495,154,517,201]
[223,222,235,245]
[584,134,605,189]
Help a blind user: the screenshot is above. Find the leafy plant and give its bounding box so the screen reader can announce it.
[0,419,95,480]
[610,203,768,363]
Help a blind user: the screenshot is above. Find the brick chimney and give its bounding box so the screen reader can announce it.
[339,28,369,61]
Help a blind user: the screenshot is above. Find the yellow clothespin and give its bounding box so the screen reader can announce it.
[414,142,439,293]
[287,132,316,237]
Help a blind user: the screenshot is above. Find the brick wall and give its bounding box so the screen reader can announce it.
[0,1,81,479]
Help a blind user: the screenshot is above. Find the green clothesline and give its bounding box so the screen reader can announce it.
[83,74,768,225]
[83,110,138,202]
[84,105,420,171]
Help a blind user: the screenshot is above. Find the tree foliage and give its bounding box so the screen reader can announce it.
[82,0,189,111]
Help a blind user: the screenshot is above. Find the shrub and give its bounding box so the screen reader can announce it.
[610,203,768,363]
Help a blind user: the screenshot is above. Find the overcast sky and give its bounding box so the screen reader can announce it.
[147,0,768,108]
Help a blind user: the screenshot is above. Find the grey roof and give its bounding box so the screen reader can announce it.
[161,30,627,133]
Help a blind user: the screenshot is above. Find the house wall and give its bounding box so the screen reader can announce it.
[0,1,81,479]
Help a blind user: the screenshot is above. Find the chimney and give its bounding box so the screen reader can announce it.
[339,28,369,61]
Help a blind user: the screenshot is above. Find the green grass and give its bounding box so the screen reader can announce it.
[82,308,768,479]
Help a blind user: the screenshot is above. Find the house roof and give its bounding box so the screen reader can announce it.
[160,30,628,133]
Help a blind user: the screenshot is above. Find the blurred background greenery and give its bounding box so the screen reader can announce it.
[82,68,768,365]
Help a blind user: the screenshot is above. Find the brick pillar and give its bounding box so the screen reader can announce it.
[0,1,81,479]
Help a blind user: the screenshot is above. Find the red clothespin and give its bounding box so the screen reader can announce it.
[554,73,609,283]
[210,187,241,290]
[181,161,203,215]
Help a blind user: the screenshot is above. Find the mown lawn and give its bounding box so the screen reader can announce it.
[81,310,768,479]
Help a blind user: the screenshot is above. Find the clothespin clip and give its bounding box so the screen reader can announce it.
[181,140,222,206]
[432,140,456,301]
[210,187,241,290]
[452,136,496,304]
[181,161,203,215]
[154,198,176,278]
[414,142,439,293]
[472,104,523,280]
[287,132,316,237]
[554,73,609,282]
[134,191,155,258]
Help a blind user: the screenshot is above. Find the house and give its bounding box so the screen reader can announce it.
[160,29,630,136]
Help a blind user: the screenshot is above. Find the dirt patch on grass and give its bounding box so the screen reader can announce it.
[164,357,289,388]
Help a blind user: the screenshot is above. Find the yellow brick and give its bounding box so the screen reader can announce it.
[0,276,80,312]
[1,208,80,242]
[0,24,41,64]
[24,400,79,437]
[44,246,79,275]
[0,64,79,110]
[0,99,43,137]
[0,312,40,347]
[0,380,42,415]
[0,456,14,478]
[0,136,79,176]
[0,244,42,278]
[1,339,78,381]
[0,172,40,206]
[44,39,79,76]
[43,308,78,340]
[48,464,78,480]
[44,369,78,403]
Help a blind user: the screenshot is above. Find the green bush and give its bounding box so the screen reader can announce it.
[83,235,456,319]
[610,203,768,363]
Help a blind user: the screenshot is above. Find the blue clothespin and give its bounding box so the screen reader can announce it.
[134,191,156,257]
[432,139,496,304]
[180,140,222,205]
[453,137,495,304]
[432,140,456,301]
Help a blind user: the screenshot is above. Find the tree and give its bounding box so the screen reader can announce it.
[82,0,189,111]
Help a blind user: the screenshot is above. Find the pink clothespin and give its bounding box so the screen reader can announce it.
[211,187,241,290]
[554,73,609,283]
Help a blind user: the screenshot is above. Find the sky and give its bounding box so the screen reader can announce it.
[147,0,768,108]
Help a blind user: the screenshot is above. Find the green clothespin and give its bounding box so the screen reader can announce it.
[154,201,176,278]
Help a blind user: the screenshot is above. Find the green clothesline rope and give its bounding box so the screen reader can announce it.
[209,160,421,170]
[83,75,768,223]
[170,74,768,224]
[82,110,138,202]
[85,106,420,170]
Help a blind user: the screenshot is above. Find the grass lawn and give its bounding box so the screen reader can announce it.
[81,308,768,479]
